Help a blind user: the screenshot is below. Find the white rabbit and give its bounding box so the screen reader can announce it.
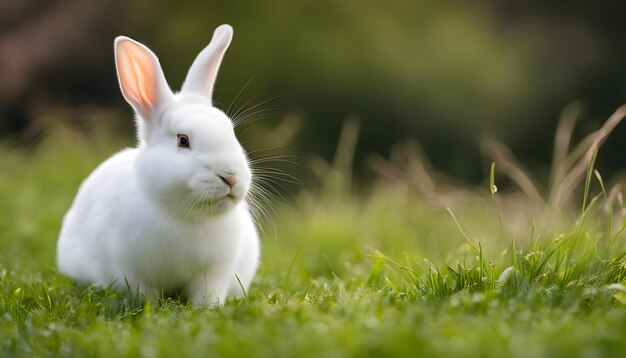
[57,24,260,307]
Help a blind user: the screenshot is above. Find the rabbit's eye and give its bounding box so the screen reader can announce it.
[177,134,190,149]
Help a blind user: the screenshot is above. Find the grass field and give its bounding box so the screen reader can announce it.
[2,109,626,357]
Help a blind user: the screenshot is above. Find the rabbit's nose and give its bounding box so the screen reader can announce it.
[218,173,239,188]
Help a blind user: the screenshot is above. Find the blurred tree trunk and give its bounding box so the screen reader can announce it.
[0,0,124,133]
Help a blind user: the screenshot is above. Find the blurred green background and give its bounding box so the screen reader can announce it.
[1,0,626,184]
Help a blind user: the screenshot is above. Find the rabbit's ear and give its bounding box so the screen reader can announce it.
[115,36,172,120]
[181,24,233,101]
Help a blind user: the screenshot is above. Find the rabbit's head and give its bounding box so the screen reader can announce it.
[114,25,251,218]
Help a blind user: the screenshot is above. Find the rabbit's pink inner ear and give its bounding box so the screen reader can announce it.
[116,40,159,117]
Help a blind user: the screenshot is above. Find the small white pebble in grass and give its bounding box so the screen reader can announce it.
[471,293,485,303]
[592,285,626,305]
[605,283,626,292]
[450,296,461,307]
[497,266,515,284]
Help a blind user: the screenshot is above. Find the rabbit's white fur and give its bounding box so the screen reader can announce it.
[57,25,260,307]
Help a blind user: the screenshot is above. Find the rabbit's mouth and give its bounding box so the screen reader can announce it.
[193,193,238,211]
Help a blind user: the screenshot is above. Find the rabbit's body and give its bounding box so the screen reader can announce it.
[58,147,259,302]
[57,25,260,307]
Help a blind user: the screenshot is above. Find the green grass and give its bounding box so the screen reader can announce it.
[2,119,626,357]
